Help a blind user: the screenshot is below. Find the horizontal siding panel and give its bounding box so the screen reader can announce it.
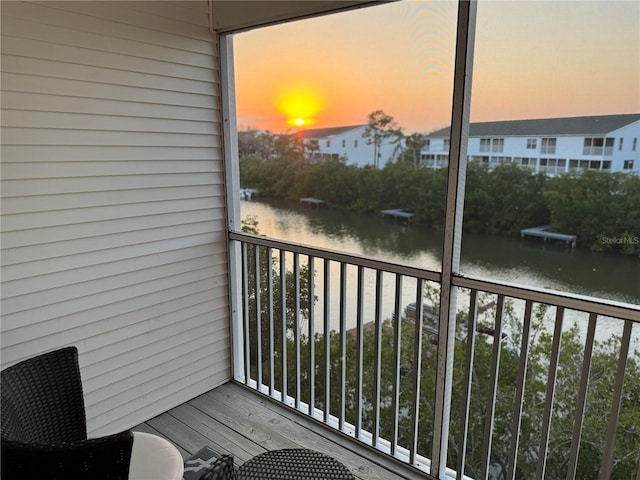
[2,17,215,69]
[82,303,229,368]
[2,57,215,96]
[3,265,220,329]
[85,311,228,379]
[2,245,224,298]
[3,255,221,315]
[1,1,227,435]
[87,352,231,427]
[1,229,224,281]
[3,284,228,360]
[32,1,213,41]
[6,1,213,55]
[88,367,230,436]
[2,206,221,245]
[2,160,220,181]
[2,172,223,196]
[2,110,218,136]
[1,145,220,161]
[1,37,215,83]
[86,343,230,414]
[1,186,218,215]
[84,319,229,393]
[1,93,218,122]
[2,197,222,232]
[2,127,219,147]
[2,218,224,266]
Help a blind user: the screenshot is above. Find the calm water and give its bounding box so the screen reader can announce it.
[241,198,640,307]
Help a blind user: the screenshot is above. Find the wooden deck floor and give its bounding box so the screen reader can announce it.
[135,381,427,480]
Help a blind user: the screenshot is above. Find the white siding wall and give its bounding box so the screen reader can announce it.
[610,121,640,173]
[553,136,582,159]
[1,1,230,435]
[315,126,399,168]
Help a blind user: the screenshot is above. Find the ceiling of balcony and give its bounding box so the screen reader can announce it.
[210,1,382,33]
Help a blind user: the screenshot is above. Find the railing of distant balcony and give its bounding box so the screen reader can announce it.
[229,231,640,480]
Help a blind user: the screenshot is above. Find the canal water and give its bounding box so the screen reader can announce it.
[241,198,640,305]
[240,198,639,345]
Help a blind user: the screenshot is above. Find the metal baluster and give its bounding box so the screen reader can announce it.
[324,259,331,423]
[600,319,633,479]
[535,306,565,480]
[255,246,262,388]
[507,300,534,480]
[409,278,424,465]
[372,270,383,447]
[294,252,301,410]
[390,274,403,456]
[280,250,287,404]
[480,294,505,480]
[355,266,364,439]
[308,256,315,416]
[565,312,596,480]
[242,242,250,385]
[339,262,347,430]
[456,289,479,480]
[267,248,275,397]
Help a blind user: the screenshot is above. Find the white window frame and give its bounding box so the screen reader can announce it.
[541,137,556,154]
[491,138,504,153]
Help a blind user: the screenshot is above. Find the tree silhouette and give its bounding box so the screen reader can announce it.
[363,110,402,168]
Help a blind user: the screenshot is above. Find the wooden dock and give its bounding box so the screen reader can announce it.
[239,188,259,199]
[299,197,325,207]
[381,209,414,222]
[520,225,577,247]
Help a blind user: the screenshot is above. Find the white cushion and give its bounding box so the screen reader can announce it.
[129,432,184,480]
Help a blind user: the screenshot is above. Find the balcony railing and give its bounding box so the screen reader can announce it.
[582,146,615,156]
[229,232,640,480]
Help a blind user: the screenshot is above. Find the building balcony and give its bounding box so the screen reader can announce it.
[2,2,639,479]
[199,232,639,480]
[582,147,615,157]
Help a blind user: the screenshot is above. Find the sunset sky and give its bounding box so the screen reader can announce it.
[233,1,640,134]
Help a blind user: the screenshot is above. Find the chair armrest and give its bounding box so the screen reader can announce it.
[1,430,134,480]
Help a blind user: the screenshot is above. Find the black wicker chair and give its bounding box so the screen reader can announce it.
[1,347,134,479]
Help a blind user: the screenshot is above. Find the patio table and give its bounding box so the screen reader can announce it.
[238,448,355,479]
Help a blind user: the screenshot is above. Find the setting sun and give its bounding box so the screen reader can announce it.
[276,87,323,128]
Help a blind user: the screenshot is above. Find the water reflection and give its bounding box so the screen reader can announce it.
[461,233,640,304]
[304,205,444,261]
[241,198,640,306]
